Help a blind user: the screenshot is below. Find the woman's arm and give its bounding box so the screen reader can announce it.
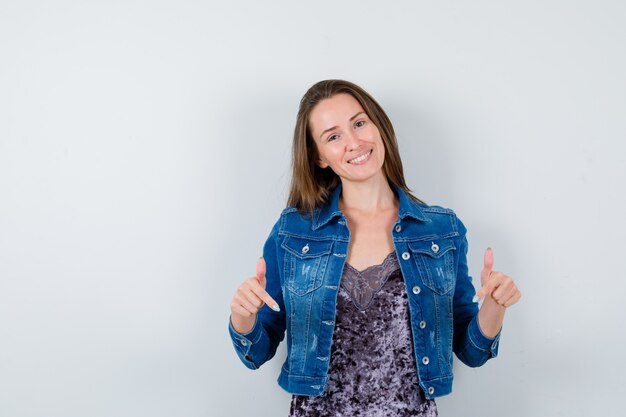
[475,247,521,337]
[476,299,506,338]
[228,220,286,369]
[452,215,521,366]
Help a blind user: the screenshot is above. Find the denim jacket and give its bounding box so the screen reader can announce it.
[228,184,500,398]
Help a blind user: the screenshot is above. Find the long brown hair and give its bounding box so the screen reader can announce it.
[287,79,425,213]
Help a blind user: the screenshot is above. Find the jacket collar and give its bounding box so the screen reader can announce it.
[312,182,428,230]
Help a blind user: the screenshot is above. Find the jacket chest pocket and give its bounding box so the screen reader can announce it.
[281,237,333,296]
[409,239,456,295]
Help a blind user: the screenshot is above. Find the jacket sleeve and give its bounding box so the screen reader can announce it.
[227,219,286,369]
[452,214,501,367]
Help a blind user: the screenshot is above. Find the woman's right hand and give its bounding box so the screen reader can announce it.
[229,257,281,334]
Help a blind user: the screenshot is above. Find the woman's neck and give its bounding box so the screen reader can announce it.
[338,176,397,216]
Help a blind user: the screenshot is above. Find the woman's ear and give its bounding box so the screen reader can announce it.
[316,158,329,169]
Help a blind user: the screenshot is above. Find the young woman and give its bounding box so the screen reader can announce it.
[228,80,521,416]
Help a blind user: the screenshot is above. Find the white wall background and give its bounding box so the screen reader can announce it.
[1,1,625,416]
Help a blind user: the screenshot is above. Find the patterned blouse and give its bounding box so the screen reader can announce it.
[289,251,438,417]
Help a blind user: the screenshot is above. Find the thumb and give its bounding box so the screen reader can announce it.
[256,257,266,288]
[480,247,494,285]
[474,247,494,302]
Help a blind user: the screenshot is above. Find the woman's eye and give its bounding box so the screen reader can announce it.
[328,134,339,142]
[355,120,365,128]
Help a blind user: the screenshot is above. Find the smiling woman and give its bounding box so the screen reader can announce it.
[287,80,422,216]
[227,79,521,416]
[310,94,386,185]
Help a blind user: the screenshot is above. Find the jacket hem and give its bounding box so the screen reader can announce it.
[277,369,453,399]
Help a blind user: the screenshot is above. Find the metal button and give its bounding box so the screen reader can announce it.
[419,320,426,329]
[302,244,310,254]
[428,386,435,395]
[402,251,410,260]
[431,242,439,253]
[240,339,247,346]
[422,356,430,365]
[412,286,421,295]
[395,224,402,232]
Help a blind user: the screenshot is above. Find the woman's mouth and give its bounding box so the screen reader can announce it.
[348,150,372,165]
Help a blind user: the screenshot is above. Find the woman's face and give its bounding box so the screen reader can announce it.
[308,93,386,186]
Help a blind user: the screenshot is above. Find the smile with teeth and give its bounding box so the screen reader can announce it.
[348,150,372,164]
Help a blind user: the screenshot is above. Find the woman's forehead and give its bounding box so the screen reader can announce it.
[309,94,366,136]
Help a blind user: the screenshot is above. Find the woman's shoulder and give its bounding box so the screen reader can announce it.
[414,200,456,214]
[262,206,317,240]
[405,198,468,237]
[395,186,459,218]
[271,201,350,240]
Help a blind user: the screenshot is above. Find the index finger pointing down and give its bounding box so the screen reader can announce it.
[249,279,281,312]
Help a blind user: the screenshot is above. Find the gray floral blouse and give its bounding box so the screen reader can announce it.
[289,251,438,417]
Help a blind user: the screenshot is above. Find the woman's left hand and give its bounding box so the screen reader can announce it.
[474,248,521,308]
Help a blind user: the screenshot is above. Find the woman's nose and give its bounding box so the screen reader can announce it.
[345,130,361,151]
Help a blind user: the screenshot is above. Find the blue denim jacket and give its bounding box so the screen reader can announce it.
[228,184,500,398]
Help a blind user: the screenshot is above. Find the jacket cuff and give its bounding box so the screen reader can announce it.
[228,315,263,356]
[467,315,501,357]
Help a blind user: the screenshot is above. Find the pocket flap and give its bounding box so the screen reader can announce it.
[281,236,333,258]
[408,239,456,259]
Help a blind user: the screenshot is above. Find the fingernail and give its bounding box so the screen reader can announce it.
[472,295,479,303]
[487,247,492,251]
[272,304,280,312]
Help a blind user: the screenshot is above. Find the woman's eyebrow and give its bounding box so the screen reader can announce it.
[318,112,366,140]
